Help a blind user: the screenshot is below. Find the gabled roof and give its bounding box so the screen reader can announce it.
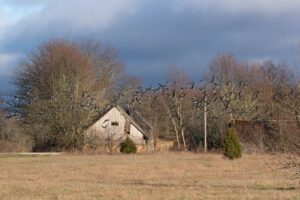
[114,105,148,138]
[85,105,152,139]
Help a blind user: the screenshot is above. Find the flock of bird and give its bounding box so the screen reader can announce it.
[3,75,297,123]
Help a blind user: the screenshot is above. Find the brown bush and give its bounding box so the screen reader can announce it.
[0,119,32,152]
[0,140,28,152]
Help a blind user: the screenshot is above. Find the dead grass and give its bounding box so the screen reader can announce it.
[0,152,299,200]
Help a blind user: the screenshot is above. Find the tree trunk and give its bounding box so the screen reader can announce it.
[171,118,180,149]
[181,127,187,150]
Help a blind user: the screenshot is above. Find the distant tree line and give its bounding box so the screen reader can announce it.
[132,54,300,155]
[1,38,139,151]
[0,38,299,156]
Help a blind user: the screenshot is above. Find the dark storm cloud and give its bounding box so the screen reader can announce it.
[99,0,300,80]
[1,0,300,91]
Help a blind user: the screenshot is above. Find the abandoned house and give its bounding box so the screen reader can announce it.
[84,105,152,152]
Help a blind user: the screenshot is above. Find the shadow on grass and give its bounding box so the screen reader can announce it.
[97,180,297,191]
[0,154,39,159]
[249,185,296,191]
[212,185,296,191]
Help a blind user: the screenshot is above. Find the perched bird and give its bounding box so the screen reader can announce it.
[145,85,152,91]
[212,116,217,121]
[188,81,194,89]
[264,106,269,114]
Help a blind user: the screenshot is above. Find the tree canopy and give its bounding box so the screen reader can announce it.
[13,38,134,151]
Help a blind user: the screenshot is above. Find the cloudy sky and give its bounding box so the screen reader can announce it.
[1,0,300,93]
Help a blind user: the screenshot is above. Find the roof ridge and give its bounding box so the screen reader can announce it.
[115,105,147,137]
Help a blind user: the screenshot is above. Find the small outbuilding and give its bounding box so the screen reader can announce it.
[84,105,149,151]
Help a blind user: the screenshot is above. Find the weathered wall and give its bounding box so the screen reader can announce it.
[155,140,174,152]
[129,124,145,145]
[85,107,146,146]
[85,107,126,144]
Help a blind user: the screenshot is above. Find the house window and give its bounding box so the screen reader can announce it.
[124,119,130,135]
[111,121,119,126]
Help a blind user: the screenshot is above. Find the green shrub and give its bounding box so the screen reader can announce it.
[222,128,242,159]
[120,137,136,154]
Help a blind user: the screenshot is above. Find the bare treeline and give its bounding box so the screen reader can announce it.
[0,38,299,155]
[2,39,138,151]
[133,54,300,154]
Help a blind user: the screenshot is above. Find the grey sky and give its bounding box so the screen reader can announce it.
[1,0,300,92]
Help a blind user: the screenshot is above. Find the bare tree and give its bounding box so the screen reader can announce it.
[205,53,263,120]
[13,38,128,151]
[0,110,4,139]
[156,66,191,150]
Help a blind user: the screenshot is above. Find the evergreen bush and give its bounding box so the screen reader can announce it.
[120,137,137,154]
[222,128,242,159]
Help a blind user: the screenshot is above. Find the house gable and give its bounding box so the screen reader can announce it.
[84,106,146,145]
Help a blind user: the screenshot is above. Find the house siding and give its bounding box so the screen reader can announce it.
[84,107,146,145]
[129,124,145,145]
[85,107,126,144]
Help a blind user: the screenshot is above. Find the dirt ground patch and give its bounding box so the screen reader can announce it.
[0,152,298,199]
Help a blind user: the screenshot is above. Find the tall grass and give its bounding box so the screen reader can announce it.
[0,153,298,199]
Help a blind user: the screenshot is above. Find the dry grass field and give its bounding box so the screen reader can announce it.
[0,153,299,200]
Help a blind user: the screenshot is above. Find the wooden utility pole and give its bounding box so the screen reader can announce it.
[204,96,207,152]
